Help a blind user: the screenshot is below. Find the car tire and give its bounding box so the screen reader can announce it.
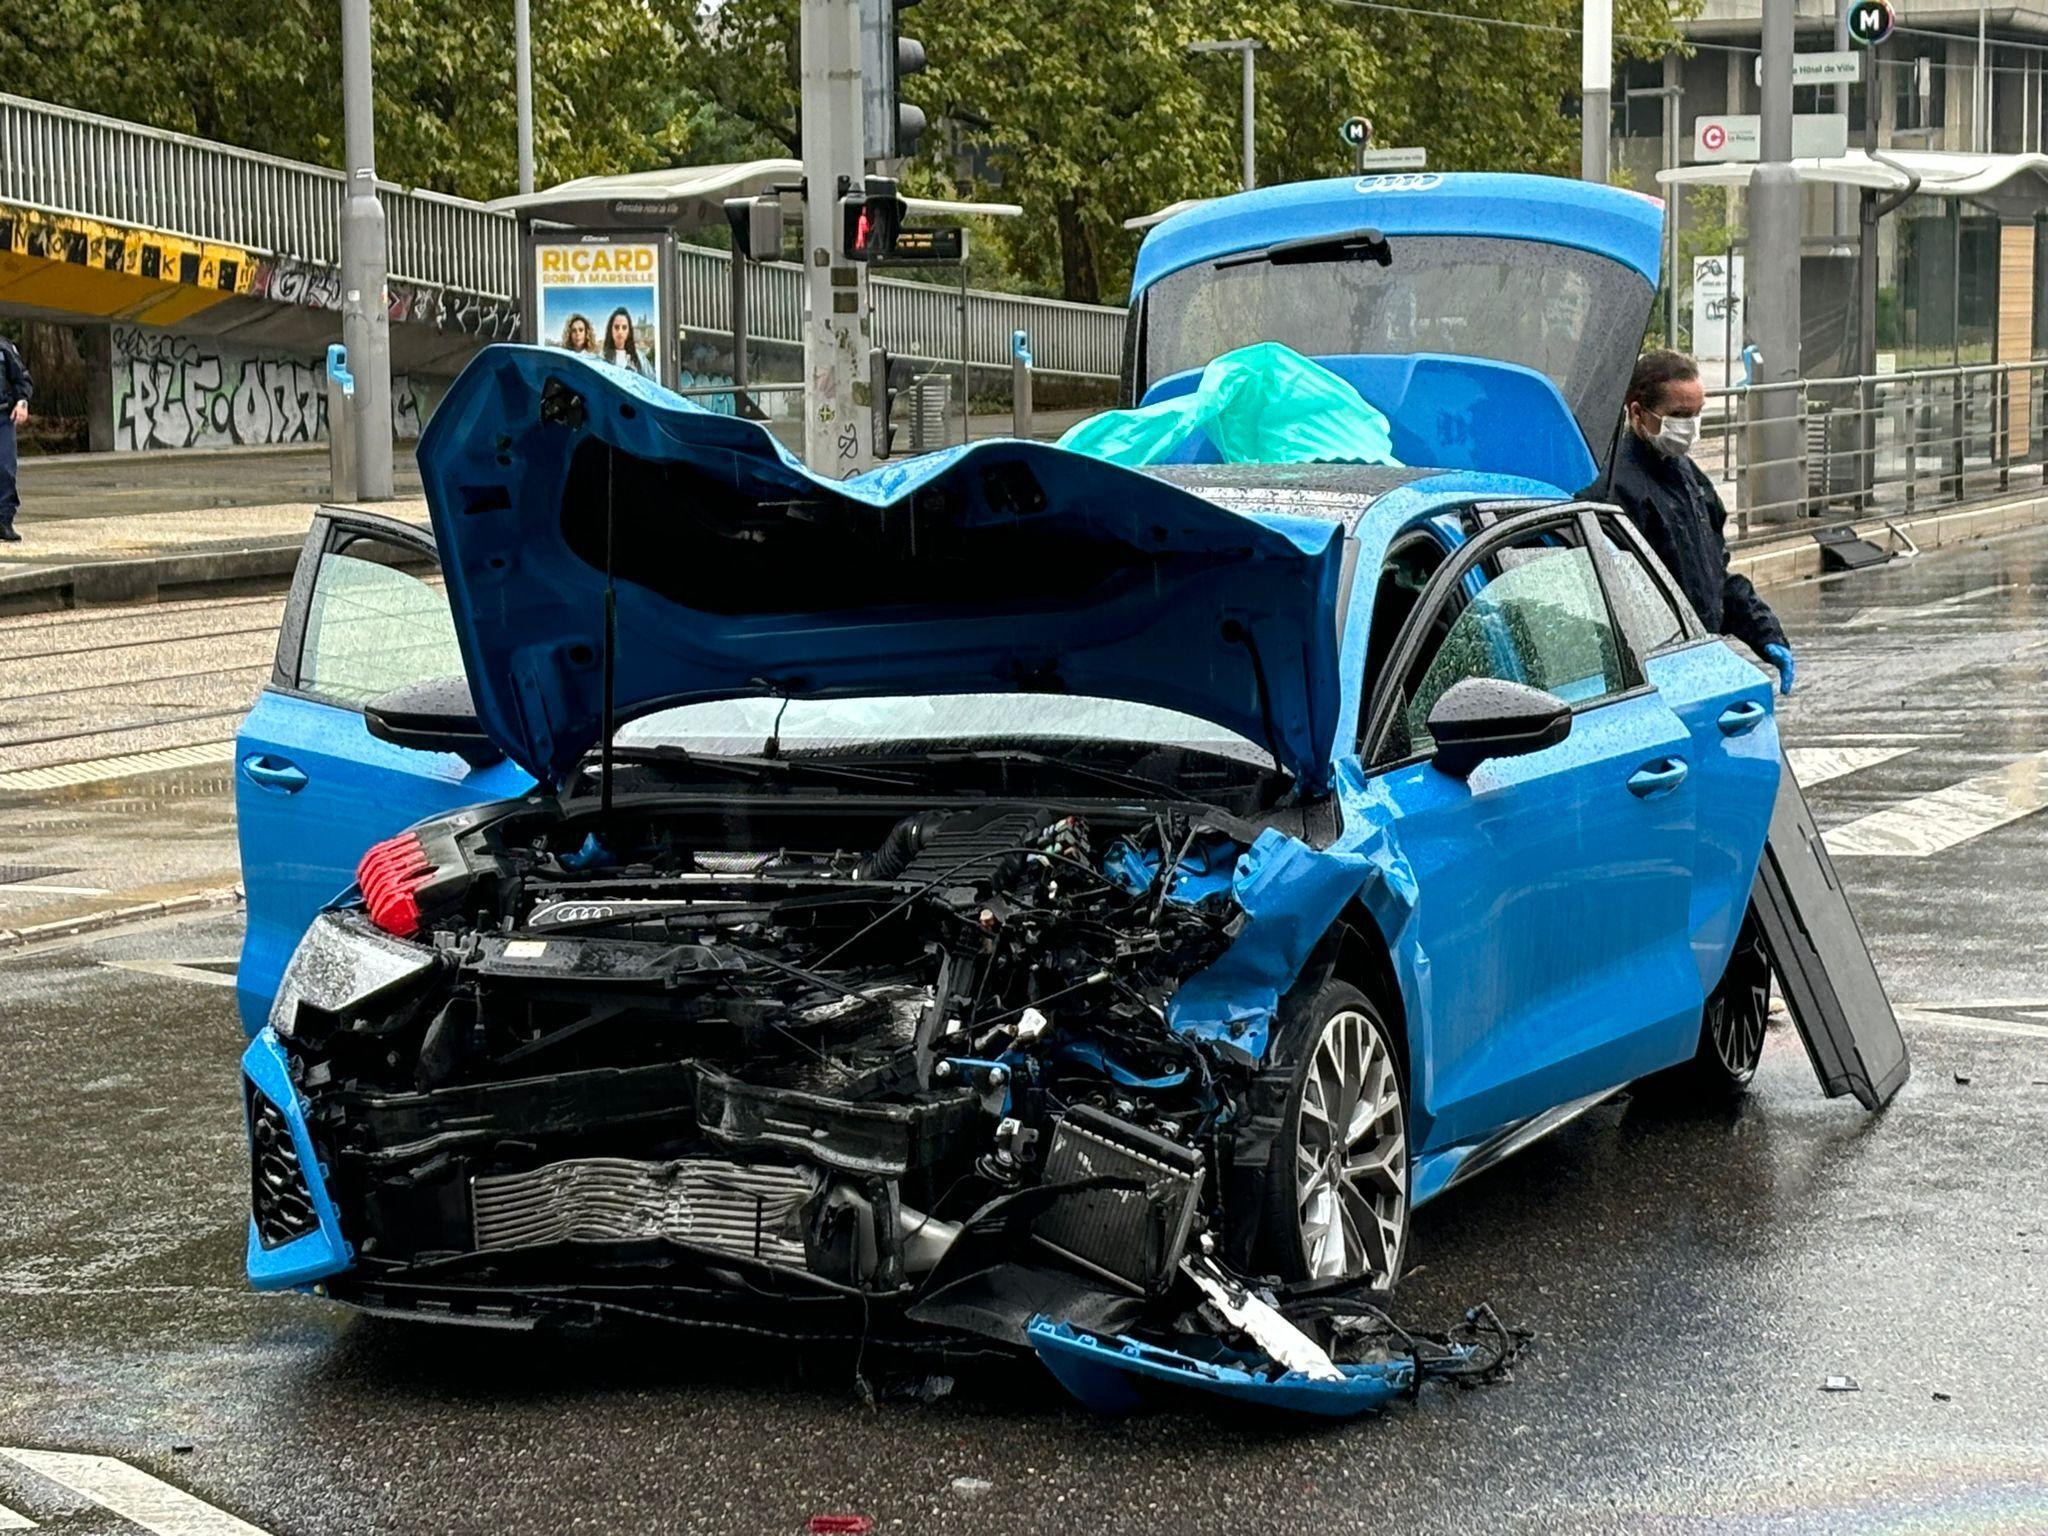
[1263,980,1410,1288]
[1643,904,1772,1104]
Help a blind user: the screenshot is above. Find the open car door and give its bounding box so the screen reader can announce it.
[232,509,533,1035]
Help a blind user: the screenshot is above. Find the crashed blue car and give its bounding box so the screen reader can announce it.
[232,174,1782,1414]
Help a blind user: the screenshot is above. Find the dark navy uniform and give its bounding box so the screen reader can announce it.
[1594,427,1784,658]
[0,335,32,536]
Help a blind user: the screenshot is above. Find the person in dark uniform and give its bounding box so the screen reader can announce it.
[1590,349,1793,694]
[0,333,32,542]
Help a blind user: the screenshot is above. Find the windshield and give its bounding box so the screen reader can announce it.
[1138,235,1650,451]
[616,694,1276,769]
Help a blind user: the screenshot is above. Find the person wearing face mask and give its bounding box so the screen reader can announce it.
[1586,349,1793,695]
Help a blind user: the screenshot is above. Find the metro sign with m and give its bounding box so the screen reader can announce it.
[1847,0,1894,46]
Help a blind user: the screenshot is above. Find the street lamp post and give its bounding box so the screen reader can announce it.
[1190,39,1260,191]
[339,0,393,501]
[515,0,534,195]
[1581,0,1612,181]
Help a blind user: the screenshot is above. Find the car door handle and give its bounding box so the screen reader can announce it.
[1627,758,1689,798]
[242,755,308,793]
[1717,700,1767,736]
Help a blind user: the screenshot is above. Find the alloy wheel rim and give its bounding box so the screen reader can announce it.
[1709,937,1770,1078]
[1294,1008,1407,1285]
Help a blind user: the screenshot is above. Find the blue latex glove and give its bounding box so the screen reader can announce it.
[1763,642,1795,696]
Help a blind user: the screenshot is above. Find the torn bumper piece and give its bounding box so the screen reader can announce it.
[1021,1259,1523,1419]
[1027,1316,1426,1419]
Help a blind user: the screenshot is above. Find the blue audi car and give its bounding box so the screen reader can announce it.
[230,174,1781,1413]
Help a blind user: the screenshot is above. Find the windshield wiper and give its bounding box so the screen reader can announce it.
[1215,226,1392,271]
[605,745,921,789]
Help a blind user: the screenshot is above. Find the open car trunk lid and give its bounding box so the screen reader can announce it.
[416,348,1350,791]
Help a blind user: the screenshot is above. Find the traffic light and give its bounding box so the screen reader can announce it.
[860,0,927,160]
[841,175,905,262]
[870,347,918,457]
[723,196,784,263]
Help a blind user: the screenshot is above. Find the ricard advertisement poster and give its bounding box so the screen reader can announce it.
[530,234,672,386]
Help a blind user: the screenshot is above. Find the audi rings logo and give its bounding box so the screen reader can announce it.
[1354,173,1442,194]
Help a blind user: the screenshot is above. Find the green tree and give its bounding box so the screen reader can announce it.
[0,0,706,197]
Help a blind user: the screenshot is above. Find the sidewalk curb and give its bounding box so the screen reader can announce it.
[0,541,305,615]
[1735,490,2048,591]
[0,885,244,952]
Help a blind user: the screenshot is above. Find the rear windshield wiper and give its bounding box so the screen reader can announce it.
[1215,226,1393,271]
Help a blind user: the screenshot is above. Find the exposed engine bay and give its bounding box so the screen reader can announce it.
[260,790,1523,1414]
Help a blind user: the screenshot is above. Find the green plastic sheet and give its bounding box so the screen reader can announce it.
[1056,342,1400,468]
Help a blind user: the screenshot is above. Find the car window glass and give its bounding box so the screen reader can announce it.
[1380,532,1624,761]
[1360,532,1448,710]
[296,535,461,707]
[1594,520,1684,654]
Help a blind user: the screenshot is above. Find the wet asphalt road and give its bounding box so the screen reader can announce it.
[3,528,2048,1535]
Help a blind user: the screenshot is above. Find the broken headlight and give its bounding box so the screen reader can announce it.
[269,910,439,1039]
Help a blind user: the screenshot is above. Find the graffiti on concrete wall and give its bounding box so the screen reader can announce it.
[112,327,421,451]
[245,256,521,341]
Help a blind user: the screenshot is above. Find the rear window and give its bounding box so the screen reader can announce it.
[1137,235,1649,452]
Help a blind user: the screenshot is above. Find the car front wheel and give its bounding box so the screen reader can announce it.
[1641,904,1772,1104]
[1264,981,1410,1288]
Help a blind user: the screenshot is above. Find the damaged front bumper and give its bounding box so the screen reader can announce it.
[237,1025,1515,1418]
[242,1028,353,1289]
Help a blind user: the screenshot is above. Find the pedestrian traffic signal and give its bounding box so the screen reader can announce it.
[861,0,927,159]
[841,176,905,262]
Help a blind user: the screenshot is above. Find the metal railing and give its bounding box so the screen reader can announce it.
[673,248,1124,381]
[0,91,519,295]
[1700,360,2048,537]
[0,91,1127,376]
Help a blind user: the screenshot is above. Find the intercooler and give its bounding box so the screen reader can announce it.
[471,1157,817,1268]
[1031,1105,1205,1294]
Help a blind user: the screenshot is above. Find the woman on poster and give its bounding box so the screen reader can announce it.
[559,314,597,355]
[602,308,656,379]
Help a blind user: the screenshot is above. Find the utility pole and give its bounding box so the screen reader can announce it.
[1833,0,1853,235]
[515,0,534,196]
[1976,0,1990,152]
[1580,0,1612,182]
[339,0,393,501]
[1745,0,1803,523]
[800,0,873,473]
[1190,39,1260,191]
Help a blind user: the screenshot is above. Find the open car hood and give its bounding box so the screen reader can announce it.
[416,348,1350,791]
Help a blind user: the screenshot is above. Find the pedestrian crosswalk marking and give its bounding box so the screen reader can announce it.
[1785,745,1914,785]
[1824,750,2048,857]
[0,1448,270,1536]
[0,741,233,794]
[1842,583,2013,627]
[1896,1001,2048,1040]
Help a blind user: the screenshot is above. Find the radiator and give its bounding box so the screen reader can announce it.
[1032,1105,1205,1294]
[471,1156,816,1269]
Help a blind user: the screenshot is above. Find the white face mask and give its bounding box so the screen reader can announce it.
[1647,411,1700,459]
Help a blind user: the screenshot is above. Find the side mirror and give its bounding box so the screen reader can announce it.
[1425,677,1571,779]
[365,677,504,770]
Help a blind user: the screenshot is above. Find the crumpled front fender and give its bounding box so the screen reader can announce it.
[1165,772,1423,1069]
